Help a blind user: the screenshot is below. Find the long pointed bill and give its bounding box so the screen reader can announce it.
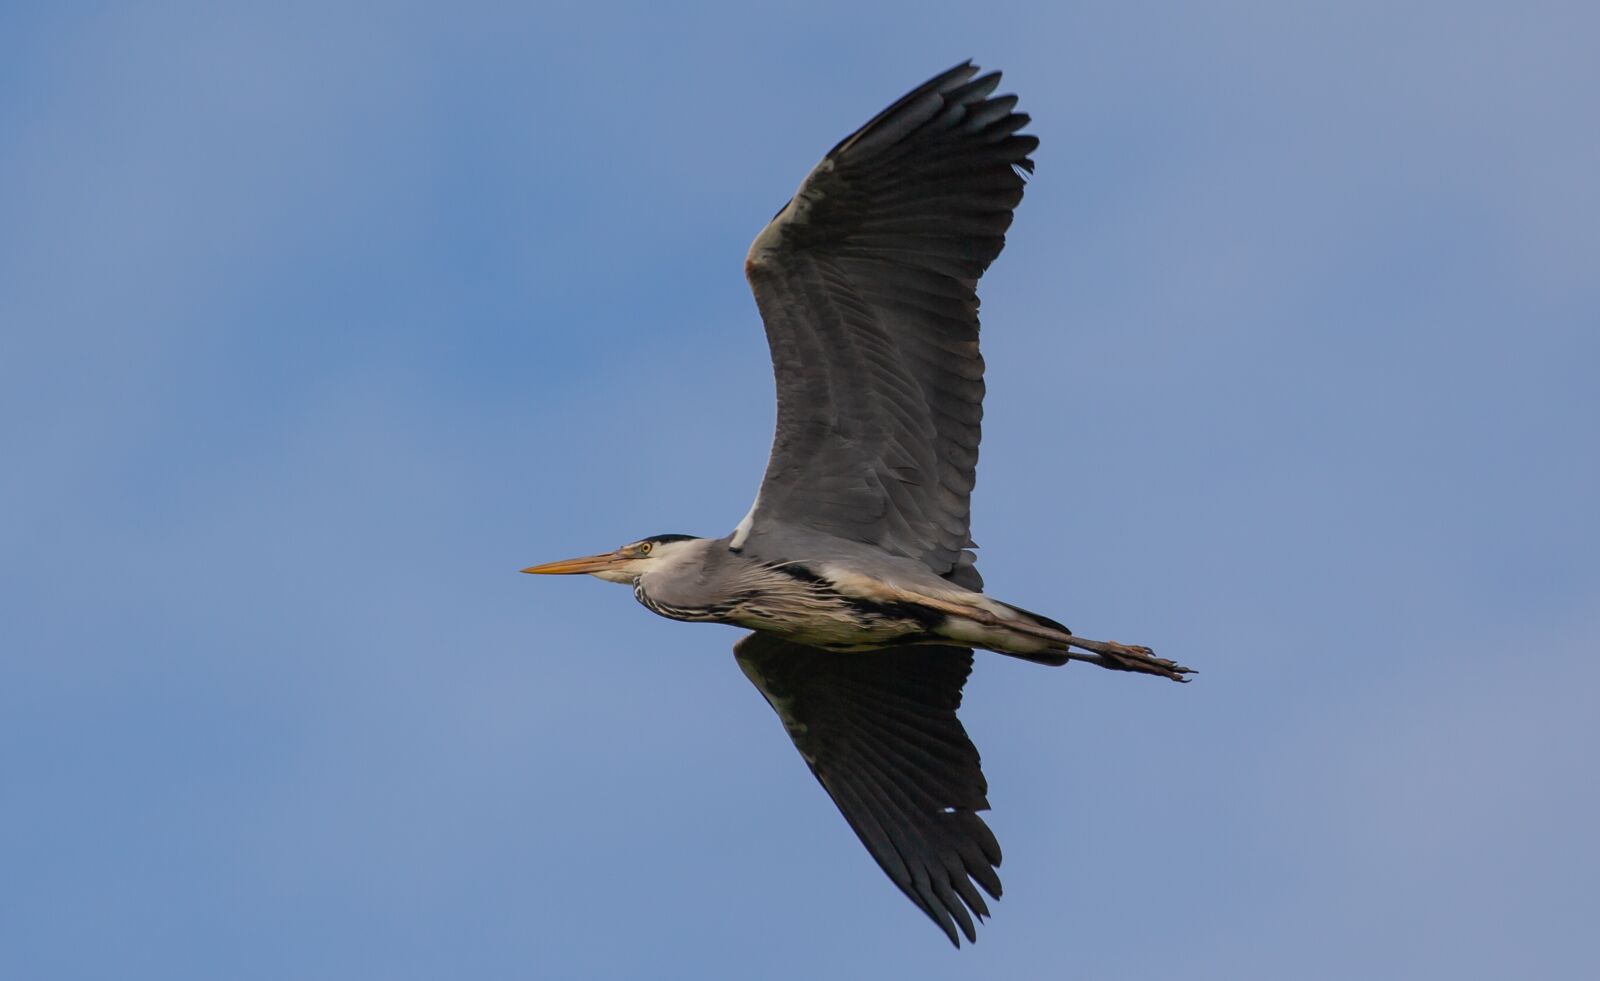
[520,551,630,575]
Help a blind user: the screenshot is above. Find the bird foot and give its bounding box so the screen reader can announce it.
[1072,637,1194,682]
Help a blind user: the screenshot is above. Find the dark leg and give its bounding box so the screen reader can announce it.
[1063,636,1193,682]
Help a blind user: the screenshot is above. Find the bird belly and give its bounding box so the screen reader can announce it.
[635,561,987,652]
[728,591,947,652]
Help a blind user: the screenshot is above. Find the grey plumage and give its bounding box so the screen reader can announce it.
[524,62,1191,948]
[741,60,1031,575]
[735,635,1000,945]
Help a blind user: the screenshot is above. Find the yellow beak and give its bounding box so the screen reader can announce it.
[520,550,630,575]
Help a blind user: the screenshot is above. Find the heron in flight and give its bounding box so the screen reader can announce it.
[524,62,1191,946]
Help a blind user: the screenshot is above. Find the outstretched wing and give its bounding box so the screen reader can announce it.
[740,62,1037,575]
[734,632,1002,946]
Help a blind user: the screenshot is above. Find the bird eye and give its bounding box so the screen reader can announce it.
[638,542,653,555]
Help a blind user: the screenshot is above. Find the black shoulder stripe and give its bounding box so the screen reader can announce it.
[843,597,946,632]
[772,563,832,586]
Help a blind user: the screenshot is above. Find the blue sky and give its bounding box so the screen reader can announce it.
[4,2,1597,978]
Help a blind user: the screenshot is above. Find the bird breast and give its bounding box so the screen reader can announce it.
[631,578,733,623]
[635,559,952,651]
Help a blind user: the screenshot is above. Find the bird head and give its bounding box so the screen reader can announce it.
[521,534,703,585]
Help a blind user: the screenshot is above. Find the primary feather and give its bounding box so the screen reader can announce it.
[738,60,1037,576]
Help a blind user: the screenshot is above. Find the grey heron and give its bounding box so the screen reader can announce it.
[524,62,1191,946]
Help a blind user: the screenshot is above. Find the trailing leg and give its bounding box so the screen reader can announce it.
[1061,635,1193,682]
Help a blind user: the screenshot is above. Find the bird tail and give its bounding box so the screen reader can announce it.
[988,601,1072,666]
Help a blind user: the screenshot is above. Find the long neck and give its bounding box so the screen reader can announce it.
[634,538,740,622]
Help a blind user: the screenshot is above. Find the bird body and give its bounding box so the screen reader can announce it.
[624,533,995,649]
[632,535,950,650]
[524,62,1190,946]
[597,532,1184,669]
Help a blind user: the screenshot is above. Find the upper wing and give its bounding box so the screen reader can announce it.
[740,62,1037,575]
[733,631,1002,946]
